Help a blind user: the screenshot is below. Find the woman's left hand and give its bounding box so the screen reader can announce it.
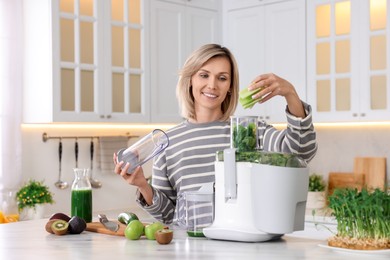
[248,73,295,103]
[248,73,305,118]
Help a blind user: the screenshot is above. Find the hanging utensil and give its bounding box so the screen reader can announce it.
[75,138,79,168]
[55,139,68,189]
[89,139,102,188]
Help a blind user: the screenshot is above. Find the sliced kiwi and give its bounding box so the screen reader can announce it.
[68,216,87,234]
[45,219,58,234]
[51,219,69,235]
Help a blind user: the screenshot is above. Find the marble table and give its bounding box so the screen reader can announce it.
[0,208,387,260]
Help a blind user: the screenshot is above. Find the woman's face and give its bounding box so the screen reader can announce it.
[191,56,231,115]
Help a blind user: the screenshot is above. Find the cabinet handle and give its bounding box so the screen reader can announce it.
[360,113,366,117]
[352,113,358,117]
[106,115,112,119]
[100,115,105,119]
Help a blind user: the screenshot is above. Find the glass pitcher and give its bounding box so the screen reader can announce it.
[176,191,214,237]
[71,168,92,223]
[117,129,169,174]
[230,116,259,152]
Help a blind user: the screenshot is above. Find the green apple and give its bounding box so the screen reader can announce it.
[144,222,164,240]
[124,220,144,240]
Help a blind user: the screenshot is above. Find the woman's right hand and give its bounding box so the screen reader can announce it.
[113,153,148,188]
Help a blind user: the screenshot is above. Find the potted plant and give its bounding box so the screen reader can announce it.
[327,187,389,250]
[307,173,327,209]
[16,179,54,220]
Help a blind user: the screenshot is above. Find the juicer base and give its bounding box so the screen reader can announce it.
[203,226,283,242]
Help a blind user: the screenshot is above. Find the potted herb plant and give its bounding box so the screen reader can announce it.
[307,173,327,209]
[16,179,54,220]
[327,187,389,250]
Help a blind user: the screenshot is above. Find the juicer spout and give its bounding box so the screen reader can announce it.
[223,148,237,200]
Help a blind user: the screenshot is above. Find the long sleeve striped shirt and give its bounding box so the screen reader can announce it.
[136,102,318,225]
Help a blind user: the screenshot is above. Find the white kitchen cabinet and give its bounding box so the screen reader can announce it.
[224,0,290,11]
[157,0,219,10]
[224,0,306,123]
[23,0,149,123]
[307,0,390,122]
[150,0,221,123]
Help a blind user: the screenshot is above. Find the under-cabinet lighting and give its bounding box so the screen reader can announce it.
[22,121,390,130]
[269,121,390,129]
[313,121,390,129]
[21,123,176,130]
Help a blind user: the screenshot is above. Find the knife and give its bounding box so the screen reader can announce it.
[98,214,119,232]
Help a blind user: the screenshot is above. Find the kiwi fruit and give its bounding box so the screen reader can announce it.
[68,216,87,234]
[51,219,69,235]
[155,229,173,245]
[45,219,58,234]
[49,212,71,222]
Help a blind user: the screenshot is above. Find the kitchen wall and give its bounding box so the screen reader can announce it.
[21,125,171,217]
[20,123,389,217]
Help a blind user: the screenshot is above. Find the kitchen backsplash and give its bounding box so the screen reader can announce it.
[20,124,389,217]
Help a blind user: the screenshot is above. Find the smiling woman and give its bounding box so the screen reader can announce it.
[0,0,23,191]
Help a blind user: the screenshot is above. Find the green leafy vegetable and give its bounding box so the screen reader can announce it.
[216,150,306,168]
[232,122,257,152]
[308,174,326,192]
[328,188,390,247]
[239,87,263,109]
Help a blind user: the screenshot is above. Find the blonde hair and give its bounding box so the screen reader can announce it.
[176,44,239,122]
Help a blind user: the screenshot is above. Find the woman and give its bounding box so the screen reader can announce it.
[114,44,317,224]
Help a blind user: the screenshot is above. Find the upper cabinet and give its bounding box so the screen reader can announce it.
[307,0,390,122]
[223,0,306,123]
[23,0,149,123]
[149,0,221,123]
[23,0,220,124]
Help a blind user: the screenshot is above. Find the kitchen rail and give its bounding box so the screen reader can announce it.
[42,132,138,142]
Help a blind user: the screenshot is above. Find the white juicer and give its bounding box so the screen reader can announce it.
[203,149,309,242]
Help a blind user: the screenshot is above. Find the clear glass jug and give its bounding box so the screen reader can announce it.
[71,168,92,223]
[117,129,169,174]
[176,191,214,237]
[230,116,259,152]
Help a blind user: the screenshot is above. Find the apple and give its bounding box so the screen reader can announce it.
[124,220,144,240]
[144,222,164,240]
[155,229,173,244]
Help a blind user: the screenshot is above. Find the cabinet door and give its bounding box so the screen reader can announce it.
[307,0,359,122]
[225,6,266,118]
[358,0,390,121]
[23,0,147,123]
[53,0,103,122]
[226,0,306,123]
[150,1,185,123]
[150,0,220,123]
[307,0,390,122]
[264,0,306,122]
[104,0,149,123]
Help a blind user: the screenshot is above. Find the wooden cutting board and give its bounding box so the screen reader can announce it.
[86,222,126,236]
[354,157,386,190]
[328,172,365,196]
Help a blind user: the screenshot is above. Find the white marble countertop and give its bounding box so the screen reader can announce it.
[0,208,386,260]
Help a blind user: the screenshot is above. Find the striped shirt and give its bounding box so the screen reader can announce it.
[136,102,318,224]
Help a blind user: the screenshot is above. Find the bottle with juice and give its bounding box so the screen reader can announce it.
[71,168,92,223]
